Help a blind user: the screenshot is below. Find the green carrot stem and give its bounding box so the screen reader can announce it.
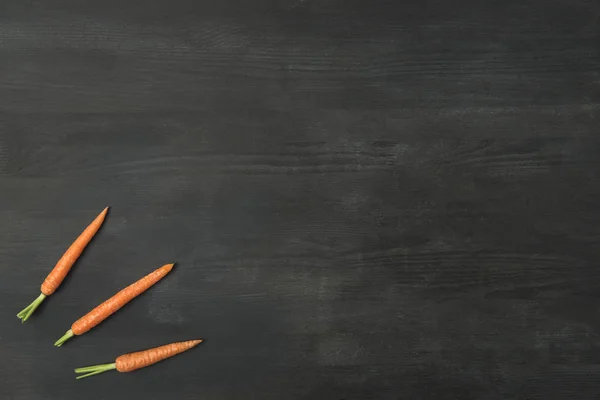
[74,363,116,379]
[74,366,106,373]
[17,293,47,322]
[74,363,116,373]
[54,329,74,347]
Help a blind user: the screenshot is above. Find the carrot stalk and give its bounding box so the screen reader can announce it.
[17,207,109,322]
[74,363,116,380]
[54,330,74,347]
[75,364,115,373]
[74,340,202,380]
[16,293,46,322]
[54,263,174,346]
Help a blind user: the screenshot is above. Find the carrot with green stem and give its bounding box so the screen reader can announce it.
[17,207,109,322]
[54,263,174,346]
[74,339,203,379]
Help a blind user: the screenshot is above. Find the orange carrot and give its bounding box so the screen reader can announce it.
[54,263,174,346]
[17,207,109,322]
[74,340,203,379]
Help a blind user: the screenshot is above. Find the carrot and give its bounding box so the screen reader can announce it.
[17,207,109,322]
[74,339,202,379]
[54,263,174,346]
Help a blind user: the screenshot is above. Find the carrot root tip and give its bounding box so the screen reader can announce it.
[74,363,116,380]
[16,293,47,322]
[54,329,74,347]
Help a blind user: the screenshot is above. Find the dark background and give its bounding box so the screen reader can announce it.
[1,0,600,399]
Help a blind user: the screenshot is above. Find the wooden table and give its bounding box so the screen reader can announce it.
[1,1,599,399]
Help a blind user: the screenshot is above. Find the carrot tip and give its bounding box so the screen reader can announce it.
[54,329,74,347]
[17,293,47,322]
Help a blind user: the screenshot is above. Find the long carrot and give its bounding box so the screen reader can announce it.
[54,263,174,346]
[74,339,203,379]
[17,207,109,322]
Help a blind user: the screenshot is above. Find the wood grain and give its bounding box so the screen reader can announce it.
[1,0,600,399]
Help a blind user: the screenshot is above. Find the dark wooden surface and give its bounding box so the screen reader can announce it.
[1,1,600,399]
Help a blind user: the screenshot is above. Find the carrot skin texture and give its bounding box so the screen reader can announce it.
[54,263,174,346]
[41,207,109,296]
[74,340,203,379]
[73,263,174,335]
[17,207,108,322]
[116,340,203,372]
